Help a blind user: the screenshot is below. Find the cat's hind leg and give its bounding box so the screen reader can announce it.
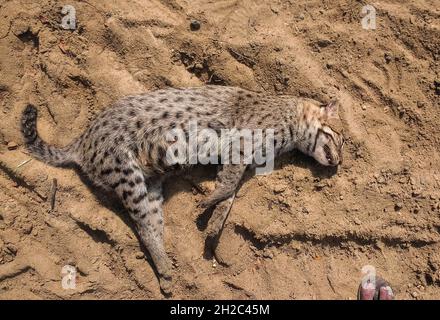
[109,164,172,295]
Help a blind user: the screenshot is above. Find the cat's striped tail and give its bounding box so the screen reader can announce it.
[21,104,79,167]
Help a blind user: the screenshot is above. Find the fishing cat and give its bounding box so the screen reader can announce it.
[21,86,344,294]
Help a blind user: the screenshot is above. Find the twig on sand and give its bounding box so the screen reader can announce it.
[327,274,336,294]
[16,159,32,169]
[50,178,58,211]
[0,159,47,201]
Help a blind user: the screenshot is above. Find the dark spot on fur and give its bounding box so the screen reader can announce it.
[134,176,143,184]
[110,181,121,189]
[91,151,97,163]
[101,168,113,175]
[157,146,166,159]
[133,192,147,204]
[122,190,133,200]
[132,145,139,156]
[123,168,134,175]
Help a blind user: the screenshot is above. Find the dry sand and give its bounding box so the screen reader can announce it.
[0,0,439,299]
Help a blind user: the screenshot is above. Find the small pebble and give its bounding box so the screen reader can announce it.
[434,80,440,95]
[317,39,332,48]
[273,184,286,194]
[135,252,144,259]
[384,53,393,63]
[22,223,33,235]
[412,190,421,197]
[190,20,201,31]
[377,176,386,184]
[263,251,274,259]
[5,243,17,255]
[7,141,18,150]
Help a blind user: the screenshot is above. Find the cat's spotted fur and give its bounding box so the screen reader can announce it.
[21,85,344,294]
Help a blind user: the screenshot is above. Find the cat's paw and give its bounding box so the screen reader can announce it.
[159,275,173,297]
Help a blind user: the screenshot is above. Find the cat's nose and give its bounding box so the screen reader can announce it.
[331,158,341,167]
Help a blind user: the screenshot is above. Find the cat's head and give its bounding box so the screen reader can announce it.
[298,99,345,166]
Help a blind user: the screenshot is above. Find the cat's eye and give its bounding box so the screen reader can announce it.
[323,144,332,162]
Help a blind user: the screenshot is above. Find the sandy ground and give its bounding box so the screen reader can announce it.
[0,0,439,300]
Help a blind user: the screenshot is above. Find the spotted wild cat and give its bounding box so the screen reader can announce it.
[21,85,344,294]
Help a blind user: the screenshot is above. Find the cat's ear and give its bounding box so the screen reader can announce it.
[321,100,339,120]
